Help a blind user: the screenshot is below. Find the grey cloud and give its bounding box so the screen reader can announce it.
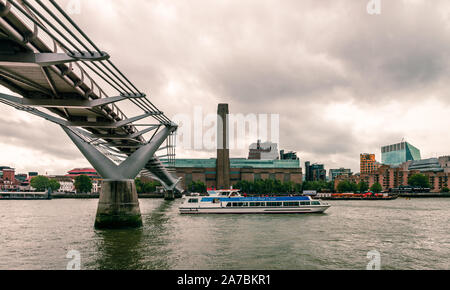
[2,0,450,174]
[0,112,82,161]
[326,1,450,102]
[201,51,349,104]
[71,0,450,104]
[280,110,357,154]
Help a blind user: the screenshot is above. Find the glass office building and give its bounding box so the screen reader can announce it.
[304,162,327,182]
[381,142,421,166]
[329,168,352,181]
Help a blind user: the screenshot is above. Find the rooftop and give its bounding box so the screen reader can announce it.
[67,168,98,173]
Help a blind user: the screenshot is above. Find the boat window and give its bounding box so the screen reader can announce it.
[213,198,221,204]
[249,202,262,207]
[300,201,310,206]
[188,198,199,203]
[226,203,232,207]
[267,202,282,207]
[231,202,247,207]
[312,201,320,205]
[283,202,299,207]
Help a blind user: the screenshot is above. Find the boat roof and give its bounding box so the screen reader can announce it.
[200,196,311,202]
[208,189,240,192]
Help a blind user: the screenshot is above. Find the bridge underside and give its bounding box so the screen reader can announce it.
[0,1,181,228]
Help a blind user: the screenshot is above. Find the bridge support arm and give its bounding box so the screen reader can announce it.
[61,125,175,180]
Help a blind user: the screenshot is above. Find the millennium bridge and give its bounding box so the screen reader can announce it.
[0,0,181,228]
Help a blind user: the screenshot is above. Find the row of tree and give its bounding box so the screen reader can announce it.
[183,173,450,194]
[134,178,161,194]
[336,180,382,193]
[30,176,61,192]
[30,175,169,194]
[31,175,172,194]
[407,174,430,188]
[74,175,93,193]
[224,179,334,193]
[187,179,369,194]
[188,181,207,193]
[302,180,335,193]
[30,175,93,193]
[27,171,450,195]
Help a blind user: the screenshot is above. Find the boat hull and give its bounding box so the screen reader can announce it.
[179,205,330,214]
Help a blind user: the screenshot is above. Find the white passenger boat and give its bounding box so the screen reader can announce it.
[179,191,331,214]
[206,189,242,197]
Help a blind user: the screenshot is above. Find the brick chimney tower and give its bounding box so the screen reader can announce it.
[216,104,230,189]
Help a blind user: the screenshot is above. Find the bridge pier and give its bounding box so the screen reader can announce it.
[60,125,178,229]
[95,180,142,229]
[164,190,175,201]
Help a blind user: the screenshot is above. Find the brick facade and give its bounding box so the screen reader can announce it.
[335,165,450,193]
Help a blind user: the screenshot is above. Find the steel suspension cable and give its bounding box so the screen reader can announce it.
[48,0,172,124]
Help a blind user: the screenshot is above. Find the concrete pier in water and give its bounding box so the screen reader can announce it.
[95,180,143,229]
[164,190,175,201]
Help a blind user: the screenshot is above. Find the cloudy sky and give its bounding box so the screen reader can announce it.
[1,0,450,176]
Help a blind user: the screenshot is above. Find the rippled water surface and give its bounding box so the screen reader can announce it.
[1,198,449,270]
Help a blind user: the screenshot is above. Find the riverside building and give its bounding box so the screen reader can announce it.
[335,155,450,193]
[381,141,421,166]
[304,162,326,182]
[66,168,101,180]
[360,153,379,174]
[329,168,352,181]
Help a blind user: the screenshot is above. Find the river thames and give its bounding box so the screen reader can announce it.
[0,198,449,270]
